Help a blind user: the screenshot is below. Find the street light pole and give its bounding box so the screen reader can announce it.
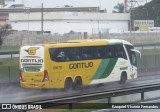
[23,7,30,44]
[97,0,101,38]
[152,7,158,37]
[129,9,132,32]
[41,3,44,35]
[27,13,30,31]
[23,7,30,31]
[129,0,133,32]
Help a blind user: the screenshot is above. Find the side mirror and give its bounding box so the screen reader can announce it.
[131,49,141,58]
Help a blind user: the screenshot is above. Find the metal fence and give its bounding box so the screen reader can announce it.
[0,66,19,83]
[3,31,160,46]
[0,54,160,83]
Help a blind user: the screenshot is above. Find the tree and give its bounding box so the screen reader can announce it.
[0,24,12,47]
[131,0,160,27]
[113,3,125,13]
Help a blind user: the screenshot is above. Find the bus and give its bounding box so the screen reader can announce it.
[19,39,141,89]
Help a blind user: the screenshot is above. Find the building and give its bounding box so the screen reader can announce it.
[0,0,15,7]
[5,0,15,6]
[0,0,5,8]
[1,7,130,34]
[0,13,8,25]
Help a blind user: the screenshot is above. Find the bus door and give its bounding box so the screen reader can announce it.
[130,49,141,79]
[113,45,129,79]
[130,49,141,78]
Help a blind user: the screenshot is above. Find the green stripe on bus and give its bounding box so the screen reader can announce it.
[100,58,118,79]
[91,58,118,80]
[91,59,109,80]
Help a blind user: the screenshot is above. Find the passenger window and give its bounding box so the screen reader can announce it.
[104,46,115,58]
[114,45,127,59]
[55,49,67,62]
[49,48,68,62]
[49,48,57,61]
[68,47,81,61]
[81,47,93,60]
[95,46,106,59]
[94,47,102,59]
[94,46,115,59]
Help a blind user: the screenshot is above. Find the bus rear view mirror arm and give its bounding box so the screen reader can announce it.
[131,49,141,58]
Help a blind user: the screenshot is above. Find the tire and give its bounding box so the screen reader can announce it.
[74,77,82,90]
[64,78,73,90]
[119,72,127,84]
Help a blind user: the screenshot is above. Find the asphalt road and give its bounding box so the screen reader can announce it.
[0,73,160,103]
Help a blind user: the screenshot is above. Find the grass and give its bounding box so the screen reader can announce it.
[0,45,19,52]
[0,58,19,67]
[0,58,19,83]
[0,66,19,83]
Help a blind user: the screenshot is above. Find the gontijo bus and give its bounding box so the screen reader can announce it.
[19,39,141,89]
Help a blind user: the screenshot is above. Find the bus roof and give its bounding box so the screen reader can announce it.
[68,39,132,45]
[45,39,132,48]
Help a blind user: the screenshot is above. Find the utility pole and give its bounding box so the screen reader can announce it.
[124,0,127,13]
[129,0,133,32]
[0,0,5,7]
[41,3,44,35]
[130,0,135,31]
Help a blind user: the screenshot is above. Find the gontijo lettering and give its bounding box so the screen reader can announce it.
[69,62,93,69]
[21,59,43,63]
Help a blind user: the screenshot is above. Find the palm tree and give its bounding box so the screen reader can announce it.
[113,3,125,13]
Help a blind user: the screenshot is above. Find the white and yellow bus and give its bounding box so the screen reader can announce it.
[19,39,141,89]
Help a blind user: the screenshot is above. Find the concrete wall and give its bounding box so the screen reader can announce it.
[9,12,130,21]
[10,20,128,34]
[9,12,130,34]
[3,31,160,46]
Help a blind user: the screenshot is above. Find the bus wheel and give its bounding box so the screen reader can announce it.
[64,78,73,90]
[74,77,82,90]
[119,72,127,84]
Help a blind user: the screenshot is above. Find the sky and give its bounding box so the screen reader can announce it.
[15,0,151,12]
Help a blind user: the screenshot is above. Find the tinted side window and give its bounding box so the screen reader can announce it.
[49,48,68,62]
[49,45,128,62]
[94,46,105,59]
[114,44,127,59]
[94,45,116,59]
[104,45,116,58]
[68,47,81,61]
[49,48,56,61]
[81,47,94,60]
